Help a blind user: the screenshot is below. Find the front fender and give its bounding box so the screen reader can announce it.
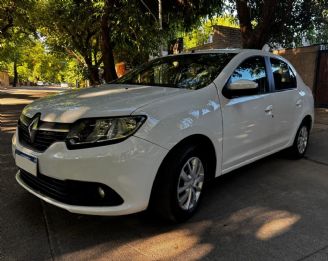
[132,84,223,176]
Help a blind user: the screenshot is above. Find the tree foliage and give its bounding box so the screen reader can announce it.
[299,4,328,46]
[230,0,328,48]
[0,0,36,41]
[33,0,102,84]
[30,0,226,84]
[1,0,327,87]
[0,35,84,86]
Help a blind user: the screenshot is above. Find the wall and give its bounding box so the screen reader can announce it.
[189,25,242,51]
[212,25,242,49]
[273,46,319,91]
[0,71,9,88]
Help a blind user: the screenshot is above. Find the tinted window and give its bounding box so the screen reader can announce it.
[114,53,236,90]
[270,58,297,91]
[223,56,268,98]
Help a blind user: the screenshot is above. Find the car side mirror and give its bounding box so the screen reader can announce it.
[228,80,258,91]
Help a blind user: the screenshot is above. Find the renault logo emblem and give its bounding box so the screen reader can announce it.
[28,115,40,143]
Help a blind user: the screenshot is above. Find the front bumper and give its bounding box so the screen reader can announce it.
[12,131,168,216]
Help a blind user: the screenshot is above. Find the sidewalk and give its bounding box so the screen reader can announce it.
[315,108,328,125]
[0,85,70,91]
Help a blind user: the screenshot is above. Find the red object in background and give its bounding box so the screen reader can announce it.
[115,62,126,78]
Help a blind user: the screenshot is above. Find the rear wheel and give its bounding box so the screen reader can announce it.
[289,123,310,159]
[150,144,208,222]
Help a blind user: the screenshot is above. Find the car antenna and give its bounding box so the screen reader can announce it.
[262,44,270,52]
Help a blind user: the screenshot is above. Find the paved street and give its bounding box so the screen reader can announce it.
[1,87,328,261]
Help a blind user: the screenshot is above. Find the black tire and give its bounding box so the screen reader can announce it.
[150,143,208,223]
[288,122,310,159]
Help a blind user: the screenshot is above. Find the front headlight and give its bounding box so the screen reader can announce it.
[66,116,146,149]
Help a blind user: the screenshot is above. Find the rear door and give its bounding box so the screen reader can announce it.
[269,58,300,147]
[221,56,276,172]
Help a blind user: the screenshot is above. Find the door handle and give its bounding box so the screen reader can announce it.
[296,99,302,108]
[264,105,273,113]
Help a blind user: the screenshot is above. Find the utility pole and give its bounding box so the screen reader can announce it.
[158,0,162,30]
[158,0,163,56]
[139,0,163,57]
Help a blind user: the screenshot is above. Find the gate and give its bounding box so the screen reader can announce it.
[315,46,328,107]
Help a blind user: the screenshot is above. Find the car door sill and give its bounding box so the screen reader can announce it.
[221,145,289,176]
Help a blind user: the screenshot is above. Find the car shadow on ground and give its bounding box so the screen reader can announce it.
[15,151,326,261]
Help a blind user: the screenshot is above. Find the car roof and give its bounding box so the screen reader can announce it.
[201,48,273,54]
[188,48,246,54]
[179,48,296,73]
[166,48,284,61]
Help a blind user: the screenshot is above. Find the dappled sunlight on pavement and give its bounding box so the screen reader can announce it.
[256,213,300,241]
[0,113,20,133]
[0,98,34,105]
[220,207,300,241]
[104,208,299,260]
[0,88,62,134]
[1,87,62,97]
[39,203,306,261]
[122,224,214,260]
[57,223,215,261]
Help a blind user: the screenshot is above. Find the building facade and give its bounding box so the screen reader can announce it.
[189,25,242,51]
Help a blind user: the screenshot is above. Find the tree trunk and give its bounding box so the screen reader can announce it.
[101,1,117,83]
[85,57,100,85]
[236,0,279,49]
[13,60,18,87]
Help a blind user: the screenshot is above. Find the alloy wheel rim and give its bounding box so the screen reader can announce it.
[177,157,204,211]
[297,126,308,154]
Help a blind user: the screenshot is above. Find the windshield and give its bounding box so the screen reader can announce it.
[114,53,236,90]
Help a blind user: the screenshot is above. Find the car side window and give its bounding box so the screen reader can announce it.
[223,56,269,98]
[270,58,297,91]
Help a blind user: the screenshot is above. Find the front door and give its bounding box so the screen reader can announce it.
[221,56,275,172]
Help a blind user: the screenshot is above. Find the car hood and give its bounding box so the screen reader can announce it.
[22,84,189,123]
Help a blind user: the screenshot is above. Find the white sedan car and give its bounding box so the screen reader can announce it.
[12,49,314,222]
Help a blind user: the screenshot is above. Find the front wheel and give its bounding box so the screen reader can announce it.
[288,123,310,159]
[150,144,208,222]
[177,157,205,212]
